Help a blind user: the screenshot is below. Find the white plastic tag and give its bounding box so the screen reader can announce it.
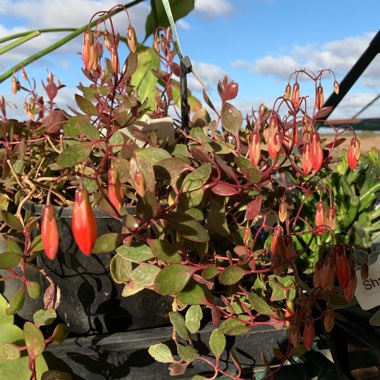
[355,255,380,310]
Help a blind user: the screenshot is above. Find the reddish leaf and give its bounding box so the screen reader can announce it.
[211,181,240,196]
[246,195,262,220]
[326,137,346,149]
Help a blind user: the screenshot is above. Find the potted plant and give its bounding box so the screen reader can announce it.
[0,3,376,380]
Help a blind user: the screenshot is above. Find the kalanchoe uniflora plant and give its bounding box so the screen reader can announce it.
[0,5,379,379]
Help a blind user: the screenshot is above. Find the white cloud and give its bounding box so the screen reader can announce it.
[177,19,191,30]
[194,0,233,17]
[232,32,379,82]
[187,61,226,92]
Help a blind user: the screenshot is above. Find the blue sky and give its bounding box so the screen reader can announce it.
[0,0,379,120]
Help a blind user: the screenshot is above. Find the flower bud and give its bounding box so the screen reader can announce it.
[289,323,300,347]
[315,200,326,235]
[347,137,360,170]
[82,30,95,70]
[302,143,312,174]
[249,131,260,166]
[284,83,291,99]
[127,25,137,53]
[268,131,282,158]
[333,80,340,95]
[316,85,324,110]
[284,235,295,261]
[279,200,288,223]
[134,171,145,197]
[313,260,323,288]
[344,270,357,302]
[11,76,20,94]
[323,307,334,333]
[291,82,300,108]
[303,317,315,351]
[335,244,350,289]
[310,132,323,171]
[326,206,336,230]
[108,167,123,211]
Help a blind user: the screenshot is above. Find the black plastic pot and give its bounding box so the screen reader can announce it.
[25,203,171,335]
[44,323,288,380]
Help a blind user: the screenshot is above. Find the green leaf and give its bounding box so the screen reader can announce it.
[177,344,198,362]
[135,147,171,165]
[0,294,13,325]
[202,265,219,280]
[185,305,203,334]
[23,321,45,359]
[26,281,42,299]
[154,264,193,295]
[147,239,182,264]
[33,309,57,326]
[209,330,226,358]
[92,233,123,254]
[51,324,69,345]
[0,251,21,269]
[221,102,243,135]
[5,237,22,255]
[131,264,160,287]
[130,156,155,193]
[117,244,154,263]
[218,317,250,336]
[77,119,100,140]
[30,235,44,255]
[56,142,92,168]
[74,94,99,116]
[145,0,194,39]
[247,292,273,315]
[0,343,20,360]
[192,376,208,380]
[42,370,73,380]
[177,282,210,305]
[0,211,23,232]
[110,254,132,284]
[235,156,262,184]
[169,311,190,340]
[166,212,210,242]
[131,47,160,111]
[148,343,175,363]
[182,164,212,192]
[219,266,245,286]
[268,276,296,302]
[154,157,190,180]
[121,280,144,297]
[6,286,25,315]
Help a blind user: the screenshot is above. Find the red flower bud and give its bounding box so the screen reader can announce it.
[315,200,326,235]
[344,270,357,302]
[315,85,324,110]
[303,317,315,351]
[41,205,59,260]
[268,132,282,158]
[279,200,288,223]
[127,25,137,53]
[291,82,300,108]
[313,260,323,288]
[301,143,313,174]
[333,80,340,95]
[326,206,336,230]
[249,131,260,166]
[108,168,123,211]
[289,323,300,347]
[334,244,350,289]
[134,171,145,197]
[82,30,95,70]
[284,83,291,100]
[310,132,323,171]
[11,76,20,94]
[347,138,360,170]
[284,235,295,261]
[323,307,334,333]
[72,187,97,255]
[320,254,335,291]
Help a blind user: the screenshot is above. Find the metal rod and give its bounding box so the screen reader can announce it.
[352,93,380,119]
[320,30,380,121]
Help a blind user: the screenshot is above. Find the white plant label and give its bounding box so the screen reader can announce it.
[355,255,380,310]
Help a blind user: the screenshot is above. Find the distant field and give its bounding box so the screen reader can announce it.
[321,131,380,158]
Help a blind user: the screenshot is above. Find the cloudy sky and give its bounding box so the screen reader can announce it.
[0,0,379,120]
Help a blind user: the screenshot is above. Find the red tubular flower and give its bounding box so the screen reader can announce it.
[72,187,97,255]
[326,206,336,230]
[249,131,260,166]
[284,83,291,100]
[315,85,324,110]
[284,235,295,261]
[134,171,145,197]
[108,168,123,211]
[41,205,59,260]
[334,244,350,289]
[302,143,313,174]
[344,270,357,302]
[347,138,360,170]
[291,82,300,108]
[268,132,282,158]
[279,200,288,223]
[313,260,323,288]
[82,30,95,70]
[310,132,323,171]
[333,80,340,95]
[315,200,326,235]
[289,323,300,347]
[272,226,285,275]
[323,307,334,333]
[303,317,315,351]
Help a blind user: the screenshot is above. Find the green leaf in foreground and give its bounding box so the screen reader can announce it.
[148,343,174,363]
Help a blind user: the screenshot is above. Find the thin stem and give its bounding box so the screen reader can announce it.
[0,31,41,56]
[0,0,144,83]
